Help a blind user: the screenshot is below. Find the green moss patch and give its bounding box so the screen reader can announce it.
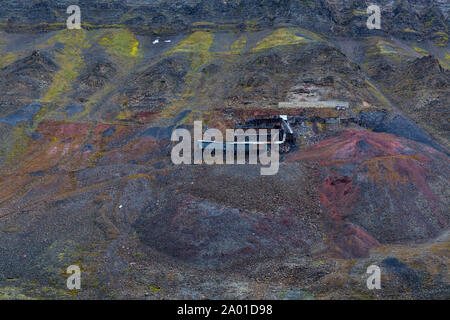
[5,123,31,166]
[229,36,247,54]
[0,51,19,69]
[413,46,429,55]
[167,31,214,70]
[433,32,448,47]
[40,29,90,107]
[252,28,309,51]
[98,29,141,59]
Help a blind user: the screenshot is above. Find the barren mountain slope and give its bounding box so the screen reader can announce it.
[0,0,448,299]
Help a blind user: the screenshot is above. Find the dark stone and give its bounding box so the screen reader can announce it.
[358,111,445,153]
[82,144,94,153]
[382,257,421,288]
[30,132,42,140]
[172,110,191,124]
[64,104,85,117]
[0,101,42,125]
[29,170,44,176]
[102,126,116,138]
[141,126,174,140]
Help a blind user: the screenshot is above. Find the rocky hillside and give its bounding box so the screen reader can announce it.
[0,0,448,299]
[1,1,449,38]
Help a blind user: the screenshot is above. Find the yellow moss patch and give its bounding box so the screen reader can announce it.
[403,28,418,33]
[77,84,115,119]
[413,46,429,55]
[377,43,397,55]
[252,28,308,51]
[41,29,90,106]
[0,287,34,300]
[98,29,141,59]
[116,109,134,121]
[433,32,448,47]
[245,19,260,31]
[374,40,409,57]
[127,173,153,182]
[0,51,19,69]
[6,124,30,166]
[148,286,161,292]
[424,16,436,28]
[191,21,216,27]
[313,259,325,266]
[295,27,324,41]
[365,79,393,109]
[438,58,450,70]
[229,36,247,54]
[167,31,214,70]
[363,155,422,190]
[364,39,412,65]
[5,226,19,232]
[352,9,366,16]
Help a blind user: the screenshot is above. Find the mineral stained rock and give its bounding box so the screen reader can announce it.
[0,0,448,300]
